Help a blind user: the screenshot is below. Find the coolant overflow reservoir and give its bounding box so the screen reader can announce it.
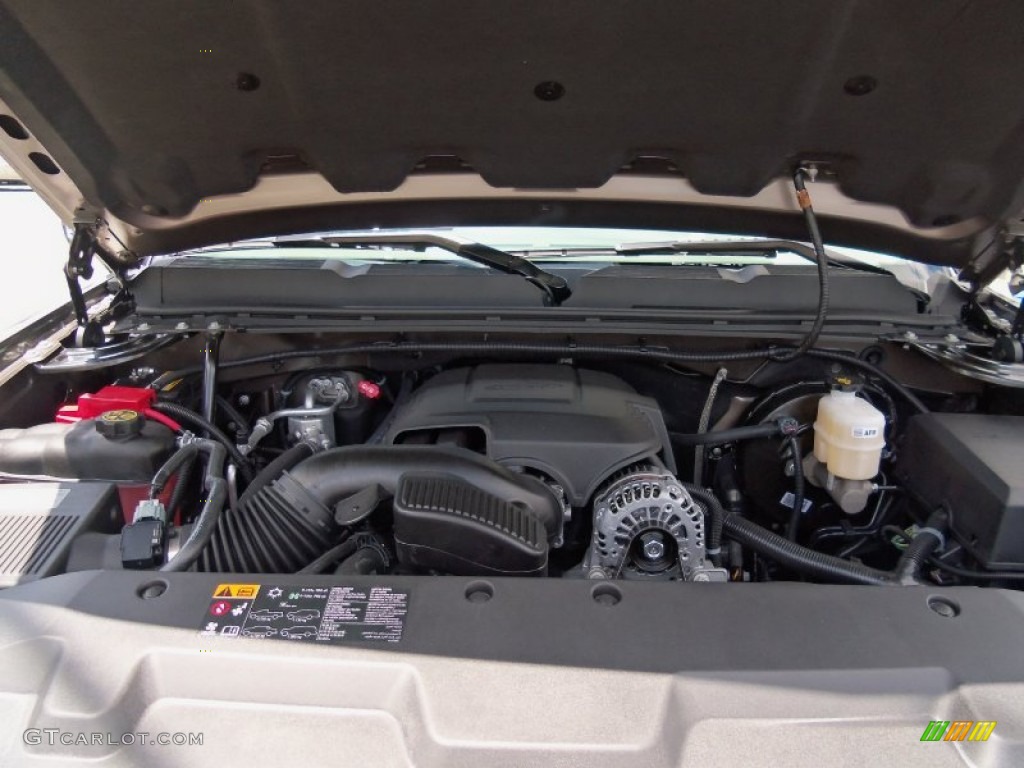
[812,389,886,480]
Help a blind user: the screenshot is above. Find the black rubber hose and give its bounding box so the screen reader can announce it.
[895,511,947,584]
[714,454,744,517]
[807,490,892,548]
[714,455,745,573]
[926,558,1024,583]
[297,537,357,575]
[149,443,199,498]
[775,169,830,361]
[683,484,725,564]
[215,395,250,438]
[723,513,894,585]
[152,401,254,483]
[784,434,805,541]
[236,441,315,510]
[163,481,227,572]
[336,545,390,575]
[161,440,227,572]
[864,381,899,442]
[149,341,928,414]
[671,422,783,446]
[167,450,196,519]
[807,348,928,415]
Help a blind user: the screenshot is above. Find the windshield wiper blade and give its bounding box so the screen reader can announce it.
[321,231,571,306]
[517,246,777,263]
[614,238,891,275]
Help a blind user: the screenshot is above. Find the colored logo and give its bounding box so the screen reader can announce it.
[101,409,139,422]
[209,601,231,617]
[920,720,996,742]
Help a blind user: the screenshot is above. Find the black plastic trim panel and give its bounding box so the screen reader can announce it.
[4,571,1023,680]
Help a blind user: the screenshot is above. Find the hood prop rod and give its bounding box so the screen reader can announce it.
[65,222,105,347]
[201,330,222,431]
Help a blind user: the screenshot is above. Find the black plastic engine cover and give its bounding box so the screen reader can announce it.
[0,482,120,587]
[393,474,548,576]
[385,365,674,506]
[896,413,1024,571]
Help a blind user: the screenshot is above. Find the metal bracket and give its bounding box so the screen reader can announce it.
[961,229,1024,294]
[65,220,105,347]
[992,285,1024,362]
[1008,266,1024,338]
[965,258,1024,363]
[960,296,1009,335]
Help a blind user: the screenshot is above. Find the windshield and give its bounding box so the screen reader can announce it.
[180,226,910,263]
[176,226,939,296]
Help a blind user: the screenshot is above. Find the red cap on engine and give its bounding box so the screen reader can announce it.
[357,380,382,400]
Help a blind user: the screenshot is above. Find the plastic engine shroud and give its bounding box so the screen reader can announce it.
[383,365,675,507]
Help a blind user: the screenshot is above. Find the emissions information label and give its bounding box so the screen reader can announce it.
[200,583,409,644]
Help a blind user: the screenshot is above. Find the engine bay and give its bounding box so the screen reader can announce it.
[1,341,1023,590]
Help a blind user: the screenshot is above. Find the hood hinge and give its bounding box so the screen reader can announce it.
[959,225,1024,361]
[960,226,1024,294]
[65,214,107,347]
[991,269,1024,362]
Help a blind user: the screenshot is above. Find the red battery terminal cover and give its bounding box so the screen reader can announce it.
[56,385,157,421]
[56,385,181,432]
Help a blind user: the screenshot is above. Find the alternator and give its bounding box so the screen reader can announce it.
[584,464,726,581]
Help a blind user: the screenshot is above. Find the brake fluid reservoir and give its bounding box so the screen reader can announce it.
[812,389,886,480]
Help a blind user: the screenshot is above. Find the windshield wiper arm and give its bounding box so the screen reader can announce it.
[321,232,571,306]
[614,238,890,274]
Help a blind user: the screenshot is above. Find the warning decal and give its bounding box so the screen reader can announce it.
[199,584,409,645]
[212,583,261,599]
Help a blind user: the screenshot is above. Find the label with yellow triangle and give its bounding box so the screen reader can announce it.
[211,583,260,599]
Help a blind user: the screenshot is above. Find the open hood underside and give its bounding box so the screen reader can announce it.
[2,0,1024,266]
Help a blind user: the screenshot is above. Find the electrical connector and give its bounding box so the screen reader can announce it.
[133,498,167,524]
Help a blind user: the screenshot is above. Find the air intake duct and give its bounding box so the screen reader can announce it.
[199,445,561,573]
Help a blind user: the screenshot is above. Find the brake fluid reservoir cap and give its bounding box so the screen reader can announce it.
[96,409,145,439]
[827,364,864,393]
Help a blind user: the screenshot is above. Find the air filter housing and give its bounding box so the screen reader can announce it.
[393,474,549,576]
